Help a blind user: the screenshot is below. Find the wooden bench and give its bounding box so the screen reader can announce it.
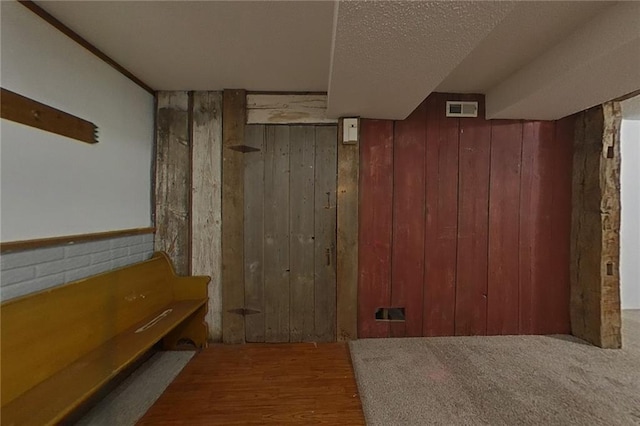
[0,251,209,426]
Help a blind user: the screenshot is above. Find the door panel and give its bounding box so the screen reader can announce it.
[244,125,265,342]
[244,124,337,343]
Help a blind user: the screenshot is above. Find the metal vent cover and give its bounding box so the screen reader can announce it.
[446,101,478,118]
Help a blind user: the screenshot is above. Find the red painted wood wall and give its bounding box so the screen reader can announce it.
[358,93,573,338]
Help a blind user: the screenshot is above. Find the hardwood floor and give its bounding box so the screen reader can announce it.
[138,342,365,425]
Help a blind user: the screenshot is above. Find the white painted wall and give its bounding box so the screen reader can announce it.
[0,2,154,241]
[621,119,640,309]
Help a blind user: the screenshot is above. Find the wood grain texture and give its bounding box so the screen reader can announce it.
[599,102,622,348]
[455,95,491,336]
[570,105,621,347]
[519,121,551,334]
[17,1,154,94]
[139,343,365,425]
[356,93,572,339]
[0,227,154,253]
[337,120,359,341]
[1,252,208,425]
[244,125,266,342]
[423,93,458,337]
[487,121,523,335]
[315,126,338,342]
[222,89,246,344]
[1,88,98,144]
[191,91,223,341]
[390,101,426,337]
[264,126,291,342]
[289,126,316,342]
[548,117,573,335]
[358,120,394,338]
[246,94,337,124]
[155,92,190,276]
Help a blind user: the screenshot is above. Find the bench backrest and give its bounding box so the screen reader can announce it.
[0,252,178,406]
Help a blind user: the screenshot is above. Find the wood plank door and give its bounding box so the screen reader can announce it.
[243,124,337,342]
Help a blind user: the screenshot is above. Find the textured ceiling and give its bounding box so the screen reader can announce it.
[30,1,640,120]
[326,1,515,119]
[436,2,609,93]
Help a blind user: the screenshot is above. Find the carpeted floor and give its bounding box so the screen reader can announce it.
[76,351,194,426]
[350,310,640,426]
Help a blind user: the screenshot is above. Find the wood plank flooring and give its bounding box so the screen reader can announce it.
[137,343,365,425]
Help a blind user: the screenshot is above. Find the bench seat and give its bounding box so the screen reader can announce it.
[1,252,209,426]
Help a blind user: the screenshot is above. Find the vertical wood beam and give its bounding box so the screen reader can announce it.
[337,119,359,340]
[570,102,622,348]
[222,90,246,343]
[191,91,223,342]
[155,91,190,275]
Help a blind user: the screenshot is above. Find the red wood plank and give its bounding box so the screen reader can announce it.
[546,116,573,334]
[423,93,459,336]
[487,121,523,335]
[455,96,491,336]
[358,119,394,338]
[519,121,555,334]
[390,101,427,337]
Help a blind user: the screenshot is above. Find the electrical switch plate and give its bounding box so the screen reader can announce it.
[342,118,359,145]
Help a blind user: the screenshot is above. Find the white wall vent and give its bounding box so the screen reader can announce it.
[446,101,478,118]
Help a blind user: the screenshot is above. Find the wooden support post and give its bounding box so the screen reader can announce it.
[570,102,622,348]
[191,91,223,342]
[155,92,190,275]
[337,119,359,340]
[222,90,247,343]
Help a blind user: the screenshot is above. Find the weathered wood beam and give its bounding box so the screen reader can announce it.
[570,102,622,348]
[246,94,337,125]
[155,92,190,276]
[222,89,247,343]
[191,91,223,342]
[336,119,359,340]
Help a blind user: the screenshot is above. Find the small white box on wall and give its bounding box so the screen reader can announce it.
[342,118,359,145]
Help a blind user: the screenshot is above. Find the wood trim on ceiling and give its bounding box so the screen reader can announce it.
[0,227,156,253]
[18,0,155,95]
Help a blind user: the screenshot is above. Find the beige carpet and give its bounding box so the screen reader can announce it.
[350,310,640,426]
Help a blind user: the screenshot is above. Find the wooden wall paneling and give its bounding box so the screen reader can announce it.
[454,95,491,336]
[244,125,266,342]
[315,126,338,342]
[519,121,555,334]
[570,107,604,345]
[337,121,359,341]
[264,126,291,342]
[487,120,523,335]
[289,126,316,342]
[191,91,223,341]
[423,93,459,336]
[155,91,190,276]
[246,94,337,124]
[358,120,394,338]
[222,89,246,344]
[390,102,427,337]
[547,117,573,334]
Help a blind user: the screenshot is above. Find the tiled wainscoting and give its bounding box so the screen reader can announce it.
[1,233,154,300]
